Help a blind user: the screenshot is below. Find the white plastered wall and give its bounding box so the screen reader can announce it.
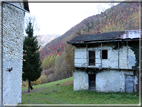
[74,43,136,69]
[96,70,138,92]
[73,69,89,91]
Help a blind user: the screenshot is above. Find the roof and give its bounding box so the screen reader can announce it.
[67,29,141,44]
[2,1,30,12]
[23,0,30,12]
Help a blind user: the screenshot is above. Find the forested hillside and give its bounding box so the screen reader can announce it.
[25,3,139,86]
[37,34,60,50]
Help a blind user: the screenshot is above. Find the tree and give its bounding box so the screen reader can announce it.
[23,22,42,92]
[64,44,74,77]
[24,14,40,36]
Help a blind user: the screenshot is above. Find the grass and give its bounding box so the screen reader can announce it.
[19,77,139,105]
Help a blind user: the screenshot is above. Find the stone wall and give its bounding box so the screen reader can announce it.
[74,42,136,69]
[0,0,25,105]
[0,1,2,106]
[74,69,138,92]
[96,70,137,92]
[73,69,89,91]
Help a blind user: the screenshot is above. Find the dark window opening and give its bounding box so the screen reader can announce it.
[89,51,95,66]
[102,50,108,59]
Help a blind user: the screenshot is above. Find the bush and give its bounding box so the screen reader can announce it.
[32,78,41,85]
[40,74,48,84]
[22,81,28,87]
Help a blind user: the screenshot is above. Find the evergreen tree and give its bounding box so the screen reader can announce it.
[23,22,42,92]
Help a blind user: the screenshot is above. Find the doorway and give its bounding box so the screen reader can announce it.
[125,75,134,93]
[89,74,96,90]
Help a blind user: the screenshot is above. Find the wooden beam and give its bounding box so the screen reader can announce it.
[101,43,102,68]
[127,41,129,68]
[118,42,119,68]
[86,44,88,67]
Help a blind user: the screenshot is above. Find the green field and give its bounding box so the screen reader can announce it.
[19,77,139,105]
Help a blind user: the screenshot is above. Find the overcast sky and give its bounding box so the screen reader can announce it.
[25,3,118,36]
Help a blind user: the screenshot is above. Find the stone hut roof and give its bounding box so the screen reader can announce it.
[67,30,141,44]
[23,0,30,12]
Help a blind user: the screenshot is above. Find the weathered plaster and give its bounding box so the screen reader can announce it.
[73,42,137,92]
[73,69,89,91]
[73,69,138,92]
[74,47,88,67]
[96,70,137,92]
[74,42,136,69]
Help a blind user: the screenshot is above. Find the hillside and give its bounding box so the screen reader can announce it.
[37,34,60,50]
[40,3,139,61]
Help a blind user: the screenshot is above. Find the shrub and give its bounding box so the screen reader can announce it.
[32,78,41,85]
[40,74,48,84]
[22,81,28,87]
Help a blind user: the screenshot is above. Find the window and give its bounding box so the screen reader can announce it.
[102,50,108,59]
[89,51,95,66]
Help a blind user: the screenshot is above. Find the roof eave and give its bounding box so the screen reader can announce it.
[67,38,140,45]
[23,0,30,12]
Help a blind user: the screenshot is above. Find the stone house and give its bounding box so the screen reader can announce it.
[67,29,141,93]
[0,0,29,106]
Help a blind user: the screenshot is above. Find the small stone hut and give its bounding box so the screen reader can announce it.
[67,29,141,93]
[0,0,29,105]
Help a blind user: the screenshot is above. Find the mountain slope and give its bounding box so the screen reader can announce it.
[37,34,60,49]
[40,3,139,60]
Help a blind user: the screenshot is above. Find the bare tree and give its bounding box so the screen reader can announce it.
[24,13,40,36]
[75,3,117,35]
[24,13,42,49]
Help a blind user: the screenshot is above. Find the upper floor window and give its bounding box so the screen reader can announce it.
[102,50,108,59]
[89,51,95,66]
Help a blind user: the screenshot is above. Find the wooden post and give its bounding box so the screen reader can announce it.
[127,41,128,68]
[101,43,102,68]
[86,44,88,67]
[118,42,119,68]
[73,46,75,66]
